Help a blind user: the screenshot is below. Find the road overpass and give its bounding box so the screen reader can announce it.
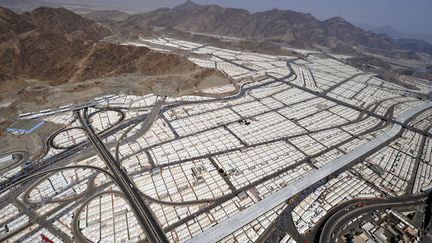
[77,109,168,243]
[186,102,432,243]
[320,196,426,242]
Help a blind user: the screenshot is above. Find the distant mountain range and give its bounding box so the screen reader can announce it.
[358,23,432,45]
[2,0,432,57]
[83,10,130,22]
[356,24,432,55]
[0,0,114,12]
[110,0,431,58]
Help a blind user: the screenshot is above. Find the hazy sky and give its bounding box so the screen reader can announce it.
[60,0,432,35]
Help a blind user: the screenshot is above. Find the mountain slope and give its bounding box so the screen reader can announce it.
[395,38,432,55]
[0,6,226,84]
[22,7,112,41]
[84,10,130,22]
[0,6,35,41]
[0,5,229,131]
[117,1,412,56]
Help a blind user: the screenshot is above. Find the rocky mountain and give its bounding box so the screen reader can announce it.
[21,7,113,41]
[0,30,197,84]
[320,17,399,50]
[116,1,415,57]
[395,38,432,56]
[0,6,35,41]
[0,0,58,12]
[0,6,111,82]
[0,5,228,131]
[84,10,130,22]
[0,6,225,85]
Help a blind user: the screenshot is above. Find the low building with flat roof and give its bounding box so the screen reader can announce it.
[0,155,13,165]
[6,119,45,135]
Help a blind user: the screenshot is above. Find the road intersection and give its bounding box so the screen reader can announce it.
[1,38,432,242]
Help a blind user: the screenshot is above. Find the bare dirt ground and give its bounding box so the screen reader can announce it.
[0,121,63,161]
[0,68,230,134]
[0,69,229,157]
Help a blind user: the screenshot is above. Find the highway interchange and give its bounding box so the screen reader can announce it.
[77,108,169,243]
[0,38,432,242]
[318,194,428,243]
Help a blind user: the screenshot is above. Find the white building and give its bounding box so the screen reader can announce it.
[0,155,13,165]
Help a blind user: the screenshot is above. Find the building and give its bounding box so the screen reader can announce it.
[6,119,45,135]
[0,155,13,165]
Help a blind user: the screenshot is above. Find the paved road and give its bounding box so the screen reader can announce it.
[274,63,432,138]
[71,190,129,243]
[185,102,432,243]
[0,112,149,195]
[115,96,166,161]
[0,150,30,173]
[320,196,426,243]
[322,72,372,95]
[1,59,430,242]
[77,110,168,243]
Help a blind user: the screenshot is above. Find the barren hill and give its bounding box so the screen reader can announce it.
[116,1,415,58]
[0,6,34,41]
[0,5,230,131]
[0,5,227,87]
[84,10,130,22]
[0,6,190,84]
[21,7,113,41]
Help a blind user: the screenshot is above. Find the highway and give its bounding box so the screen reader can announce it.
[185,102,432,243]
[0,150,30,173]
[0,111,149,195]
[77,109,169,243]
[2,38,432,243]
[115,96,166,161]
[0,58,430,242]
[322,72,372,95]
[319,196,426,243]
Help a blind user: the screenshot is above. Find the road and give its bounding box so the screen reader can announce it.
[77,109,169,243]
[320,196,426,243]
[71,190,131,242]
[322,72,372,95]
[0,112,148,195]
[115,96,166,161]
[0,150,30,173]
[270,63,432,138]
[1,56,430,242]
[185,102,432,243]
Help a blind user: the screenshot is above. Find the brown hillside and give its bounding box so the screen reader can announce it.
[0,6,35,41]
[0,5,230,128]
[21,7,112,41]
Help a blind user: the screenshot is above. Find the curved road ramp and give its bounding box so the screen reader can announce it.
[186,102,432,243]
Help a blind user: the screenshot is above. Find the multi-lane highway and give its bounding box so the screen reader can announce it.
[185,102,432,243]
[77,109,169,243]
[1,42,431,243]
[115,96,166,161]
[319,195,427,243]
